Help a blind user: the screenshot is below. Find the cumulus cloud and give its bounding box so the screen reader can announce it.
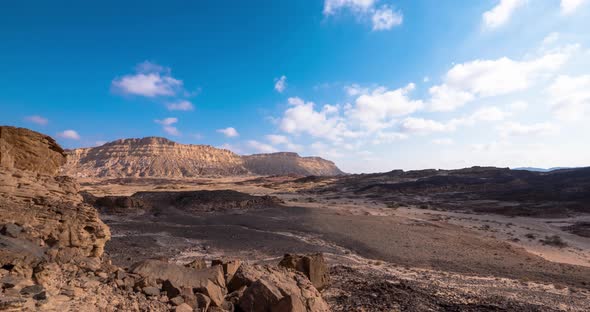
[155,117,178,126]
[265,134,290,145]
[548,74,590,120]
[57,130,80,140]
[344,84,369,96]
[166,100,194,111]
[399,117,453,134]
[324,0,402,30]
[323,0,375,15]
[499,122,558,136]
[112,61,183,97]
[274,75,287,93]
[561,0,588,14]
[154,117,180,136]
[426,44,576,111]
[247,140,278,153]
[433,138,454,145]
[428,84,475,112]
[351,83,424,131]
[280,97,357,142]
[371,6,403,31]
[24,115,48,125]
[217,127,239,138]
[482,0,527,29]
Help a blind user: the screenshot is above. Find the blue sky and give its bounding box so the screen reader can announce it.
[1,0,590,172]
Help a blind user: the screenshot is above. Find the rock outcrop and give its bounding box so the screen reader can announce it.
[62,137,344,178]
[242,152,344,176]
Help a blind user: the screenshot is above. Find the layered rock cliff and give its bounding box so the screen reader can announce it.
[242,152,343,176]
[62,137,344,178]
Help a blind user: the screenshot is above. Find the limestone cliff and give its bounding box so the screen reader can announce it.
[62,137,344,178]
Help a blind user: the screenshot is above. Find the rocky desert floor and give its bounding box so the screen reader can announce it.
[78,176,590,311]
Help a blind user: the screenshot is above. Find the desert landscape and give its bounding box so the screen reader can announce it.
[1,126,590,311]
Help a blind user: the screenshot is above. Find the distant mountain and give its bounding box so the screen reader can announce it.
[61,137,344,178]
[513,167,580,172]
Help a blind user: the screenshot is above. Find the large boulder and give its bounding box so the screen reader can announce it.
[278,253,330,290]
[231,264,329,312]
[130,259,226,306]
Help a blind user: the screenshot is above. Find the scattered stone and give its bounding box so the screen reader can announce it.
[271,294,306,312]
[20,284,44,296]
[33,291,48,301]
[169,296,184,306]
[239,279,283,312]
[0,296,27,310]
[174,303,193,312]
[212,259,241,284]
[195,293,211,311]
[180,287,197,308]
[142,286,161,297]
[196,279,225,307]
[228,264,264,292]
[0,223,22,238]
[185,258,207,270]
[279,253,330,290]
[162,280,181,298]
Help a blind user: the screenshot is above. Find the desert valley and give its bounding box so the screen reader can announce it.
[1,126,590,311]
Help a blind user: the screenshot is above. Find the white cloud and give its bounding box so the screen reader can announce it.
[425,45,577,112]
[166,100,194,111]
[351,83,424,131]
[499,122,558,136]
[323,0,375,15]
[154,118,180,136]
[24,115,48,125]
[509,100,529,111]
[247,140,278,153]
[344,84,369,96]
[483,0,527,29]
[57,130,80,140]
[265,134,289,145]
[372,131,408,144]
[371,6,403,31]
[155,117,178,126]
[112,61,183,97]
[163,126,180,136]
[433,138,454,145]
[274,75,287,93]
[95,141,107,146]
[542,32,560,46]
[548,74,590,120]
[400,117,454,134]
[428,84,475,112]
[467,106,511,122]
[324,0,402,30]
[217,127,239,138]
[561,0,588,14]
[280,97,357,142]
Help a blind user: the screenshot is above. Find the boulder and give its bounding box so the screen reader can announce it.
[239,279,283,312]
[228,264,265,292]
[212,259,241,284]
[162,280,181,298]
[142,286,161,297]
[175,303,193,312]
[0,223,22,238]
[169,296,184,306]
[131,259,225,289]
[278,253,330,290]
[195,293,211,311]
[185,258,207,270]
[271,295,306,312]
[233,264,329,312]
[196,279,225,307]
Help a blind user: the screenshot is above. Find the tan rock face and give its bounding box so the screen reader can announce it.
[0,126,110,262]
[0,126,66,175]
[62,137,344,178]
[242,152,344,176]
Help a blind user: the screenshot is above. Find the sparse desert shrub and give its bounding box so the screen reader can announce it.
[525,233,536,240]
[306,197,317,203]
[540,235,568,248]
[419,204,430,209]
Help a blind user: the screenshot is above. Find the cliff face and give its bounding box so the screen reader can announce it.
[64,137,248,177]
[243,152,344,176]
[0,126,110,269]
[63,138,344,178]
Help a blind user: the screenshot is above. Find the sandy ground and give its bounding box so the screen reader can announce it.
[80,177,590,310]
